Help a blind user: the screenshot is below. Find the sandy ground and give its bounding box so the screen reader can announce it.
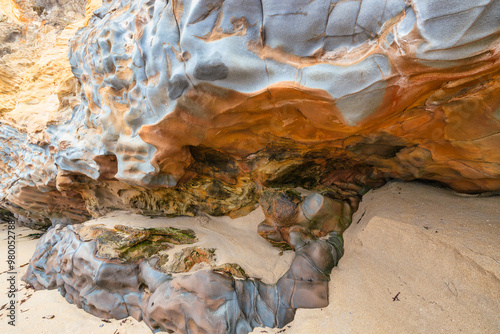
[287,181,500,334]
[1,181,499,333]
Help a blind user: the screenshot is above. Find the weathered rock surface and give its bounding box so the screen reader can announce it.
[0,0,499,228]
[0,0,100,227]
[66,0,500,193]
[22,209,344,333]
[2,182,498,333]
[1,0,499,332]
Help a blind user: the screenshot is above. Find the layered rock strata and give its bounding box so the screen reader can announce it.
[0,0,99,227]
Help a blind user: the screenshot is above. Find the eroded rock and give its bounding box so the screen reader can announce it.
[1,0,499,228]
[23,211,344,333]
[287,181,500,334]
[2,0,500,331]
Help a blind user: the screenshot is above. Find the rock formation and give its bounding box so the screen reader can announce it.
[0,0,499,228]
[22,203,344,333]
[0,0,100,227]
[0,0,499,332]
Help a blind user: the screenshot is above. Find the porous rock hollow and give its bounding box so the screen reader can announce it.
[0,0,499,227]
[0,0,499,333]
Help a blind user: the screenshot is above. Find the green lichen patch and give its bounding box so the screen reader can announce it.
[22,232,44,240]
[75,224,197,262]
[128,175,258,218]
[161,247,216,273]
[0,208,14,223]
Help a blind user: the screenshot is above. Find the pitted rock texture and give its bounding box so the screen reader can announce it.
[0,0,100,227]
[22,222,344,333]
[1,0,500,227]
[63,0,500,190]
